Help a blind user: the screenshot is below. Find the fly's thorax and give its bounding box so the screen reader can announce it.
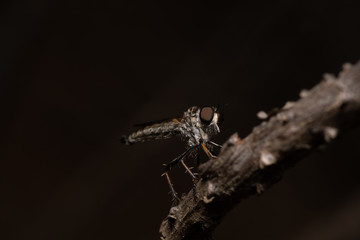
[179,123,207,147]
[180,109,211,147]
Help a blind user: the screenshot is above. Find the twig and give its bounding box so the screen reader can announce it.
[159,61,360,240]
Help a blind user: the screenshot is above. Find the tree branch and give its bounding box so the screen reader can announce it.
[159,61,360,240]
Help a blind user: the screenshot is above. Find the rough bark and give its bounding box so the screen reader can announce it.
[159,62,360,240]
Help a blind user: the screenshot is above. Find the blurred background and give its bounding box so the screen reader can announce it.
[1,0,360,239]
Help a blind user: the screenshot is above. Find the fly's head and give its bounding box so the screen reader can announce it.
[185,106,223,138]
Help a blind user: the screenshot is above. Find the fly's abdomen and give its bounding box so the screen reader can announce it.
[121,119,181,145]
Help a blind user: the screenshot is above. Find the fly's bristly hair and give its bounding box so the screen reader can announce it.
[121,106,223,201]
[121,106,222,148]
[180,106,221,147]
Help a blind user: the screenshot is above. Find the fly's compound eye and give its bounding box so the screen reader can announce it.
[200,107,214,125]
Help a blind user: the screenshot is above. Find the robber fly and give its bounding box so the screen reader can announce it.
[121,106,223,201]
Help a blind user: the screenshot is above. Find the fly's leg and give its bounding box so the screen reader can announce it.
[200,142,215,159]
[163,146,197,203]
[208,141,222,148]
[195,153,201,167]
[162,171,180,203]
[180,160,198,198]
[180,160,197,181]
[164,147,196,171]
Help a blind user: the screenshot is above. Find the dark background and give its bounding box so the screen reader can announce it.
[1,1,360,239]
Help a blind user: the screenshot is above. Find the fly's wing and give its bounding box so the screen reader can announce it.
[133,117,179,128]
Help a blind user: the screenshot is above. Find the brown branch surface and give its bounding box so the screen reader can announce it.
[159,62,360,240]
